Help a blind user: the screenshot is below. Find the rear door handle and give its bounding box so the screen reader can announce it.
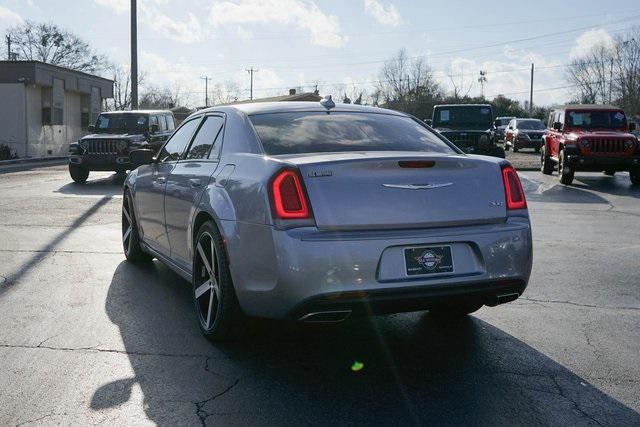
[189,179,201,187]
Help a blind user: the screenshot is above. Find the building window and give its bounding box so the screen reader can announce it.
[90,86,100,124]
[52,78,64,125]
[81,94,90,128]
[42,87,52,125]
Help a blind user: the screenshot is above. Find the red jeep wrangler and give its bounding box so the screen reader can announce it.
[540,105,640,185]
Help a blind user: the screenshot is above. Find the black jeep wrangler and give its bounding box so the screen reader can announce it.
[68,110,176,183]
[431,104,505,158]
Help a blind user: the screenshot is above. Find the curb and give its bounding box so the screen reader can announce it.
[0,156,66,166]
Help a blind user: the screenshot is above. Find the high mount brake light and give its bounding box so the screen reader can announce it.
[501,165,527,210]
[271,169,311,219]
[398,160,435,168]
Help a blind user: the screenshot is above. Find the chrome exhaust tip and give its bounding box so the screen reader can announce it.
[298,310,352,323]
[495,292,520,305]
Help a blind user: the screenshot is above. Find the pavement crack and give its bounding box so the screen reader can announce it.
[551,375,603,426]
[0,342,220,360]
[519,297,640,312]
[194,379,240,426]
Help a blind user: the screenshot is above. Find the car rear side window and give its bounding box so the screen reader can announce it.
[249,112,455,155]
[157,118,200,162]
[184,116,224,160]
[166,115,176,131]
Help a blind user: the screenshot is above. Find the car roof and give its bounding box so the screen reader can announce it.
[195,101,407,117]
[554,104,623,111]
[434,104,492,108]
[99,110,173,115]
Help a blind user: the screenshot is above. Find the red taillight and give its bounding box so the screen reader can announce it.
[502,165,527,210]
[271,169,310,219]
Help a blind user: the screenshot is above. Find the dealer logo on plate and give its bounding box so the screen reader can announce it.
[415,250,443,271]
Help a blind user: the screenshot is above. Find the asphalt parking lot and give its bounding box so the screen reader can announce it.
[0,164,639,425]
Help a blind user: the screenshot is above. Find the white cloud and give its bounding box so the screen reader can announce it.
[0,6,24,27]
[142,8,204,44]
[94,0,128,13]
[208,0,346,48]
[570,29,615,60]
[363,0,401,27]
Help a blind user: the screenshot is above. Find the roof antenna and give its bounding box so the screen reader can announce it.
[320,95,335,109]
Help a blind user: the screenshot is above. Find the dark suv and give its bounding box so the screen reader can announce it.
[432,104,505,158]
[541,105,639,185]
[68,110,175,183]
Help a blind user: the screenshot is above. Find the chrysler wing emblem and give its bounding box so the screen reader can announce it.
[382,182,454,190]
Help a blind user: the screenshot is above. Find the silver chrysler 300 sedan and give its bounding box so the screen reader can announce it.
[122,99,532,341]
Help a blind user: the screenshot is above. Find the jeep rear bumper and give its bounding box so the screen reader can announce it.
[566,155,640,171]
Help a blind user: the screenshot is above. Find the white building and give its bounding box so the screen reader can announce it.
[0,61,113,158]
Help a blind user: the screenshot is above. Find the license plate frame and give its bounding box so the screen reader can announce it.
[404,245,454,276]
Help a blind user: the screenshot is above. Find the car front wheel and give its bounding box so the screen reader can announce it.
[122,190,152,263]
[558,149,574,185]
[193,221,244,341]
[69,163,89,184]
[540,145,554,175]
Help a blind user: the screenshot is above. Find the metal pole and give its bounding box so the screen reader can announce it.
[609,57,613,104]
[130,0,138,110]
[529,63,534,116]
[6,35,10,60]
[246,68,258,100]
[201,76,210,107]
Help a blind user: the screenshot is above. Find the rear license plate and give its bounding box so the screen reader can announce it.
[404,246,453,276]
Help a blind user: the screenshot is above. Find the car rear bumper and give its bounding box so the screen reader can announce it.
[69,154,132,171]
[567,154,640,171]
[220,217,533,320]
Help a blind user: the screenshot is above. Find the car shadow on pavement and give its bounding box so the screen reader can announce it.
[570,174,640,199]
[95,261,640,425]
[55,174,126,197]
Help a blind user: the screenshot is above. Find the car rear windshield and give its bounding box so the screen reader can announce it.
[517,119,545,130]
[95,113,149,134]
[566,110,627,130]
[249,112,456,155]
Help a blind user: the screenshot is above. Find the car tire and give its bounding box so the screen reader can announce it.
[604,170,615,176]
[428,302,483,317]
[504,143,510,152]
[69,163,89,184]
[630,169,640,186]
[192,221,244,342]
[558,149,574,185]
[122,190,153,263]
[540,145,554,175]
[513,144,519,153]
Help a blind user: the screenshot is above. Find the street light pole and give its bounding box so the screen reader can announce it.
[529,63,534,116]
[131,0,138,110]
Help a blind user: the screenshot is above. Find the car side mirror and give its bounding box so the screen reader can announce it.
[150,124,159,133]
[130,149,155,165]
[88,124,95,132]
[630,122,636,131]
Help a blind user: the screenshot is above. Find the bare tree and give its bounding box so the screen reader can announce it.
[376,49,442,117]
[139,84,182,110]
[4,21,108,73]
[447,62,474,100]
[613,30,640,117]
[104,64,146,111]
[567,44,612,104]
[212,81,241,106]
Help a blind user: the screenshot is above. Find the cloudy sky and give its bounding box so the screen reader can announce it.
[1,0,639,107]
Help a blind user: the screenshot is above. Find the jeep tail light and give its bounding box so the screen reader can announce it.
[271,169,311,219]
[501,165,527,210]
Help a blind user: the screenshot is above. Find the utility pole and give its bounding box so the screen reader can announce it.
[609,57,614,104]
[200,76,210,107]
[246,67,258,100]
[5,35,10,60]
[478,70,487,98]
[130,0,139,110]
[529,63,534,116]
